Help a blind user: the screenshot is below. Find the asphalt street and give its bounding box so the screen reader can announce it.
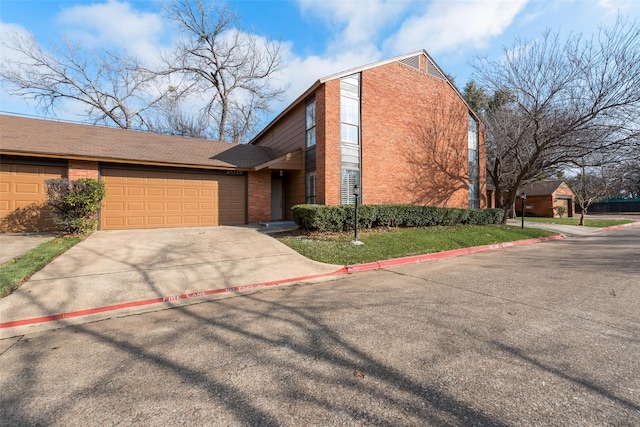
[1,226,639,426]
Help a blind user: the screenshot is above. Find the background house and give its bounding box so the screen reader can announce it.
[516,180,575,218]
[250,50,486,221]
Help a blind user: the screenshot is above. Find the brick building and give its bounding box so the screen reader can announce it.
[516,181,575,218]
[1,50,486,231]
[0,115,283,231]
[251,50,486,220]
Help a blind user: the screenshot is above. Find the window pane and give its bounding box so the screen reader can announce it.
[341,97,359,125]
[341,124,359,144]
[306,171,316,204]
[306,99,316,129]
[306,128,316,147]
[341,169,359,205]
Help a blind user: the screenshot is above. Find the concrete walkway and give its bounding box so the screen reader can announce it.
[0,232,56,264]
[0,226,341,338]
[505,219,599,237]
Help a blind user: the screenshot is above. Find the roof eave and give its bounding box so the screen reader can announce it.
[0,150,248,171]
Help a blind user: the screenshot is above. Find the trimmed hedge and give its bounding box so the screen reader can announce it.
[291,204,504,232]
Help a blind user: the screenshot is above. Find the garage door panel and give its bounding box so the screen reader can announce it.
[166,188,182,197]
[127,187,144,196]
[101,168,245,230]
[148,216,164,225]
[1,163,66,232]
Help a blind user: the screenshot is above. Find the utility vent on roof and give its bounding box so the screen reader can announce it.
[426,59,446,80]
[398,55,420,70]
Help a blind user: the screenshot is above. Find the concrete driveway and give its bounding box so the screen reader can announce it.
[0,226,341,338]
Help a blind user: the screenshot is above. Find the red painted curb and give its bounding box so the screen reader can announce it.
[344,235,565,273]
[0,268,348,329]
[1,235,566,330]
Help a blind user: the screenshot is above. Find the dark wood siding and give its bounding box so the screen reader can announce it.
[284,170,305,220]
[253,104,306,156]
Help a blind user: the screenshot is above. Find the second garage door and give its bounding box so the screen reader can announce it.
[101,168,246,230]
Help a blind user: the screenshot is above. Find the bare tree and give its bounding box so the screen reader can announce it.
[161,0,286,142]
[604,159,640,199]
[146,95,210,138]
[473,18,640,222]
[568,162,611,226]
[0,31,176,129]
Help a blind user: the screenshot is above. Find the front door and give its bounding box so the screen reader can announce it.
[271,178,283,221]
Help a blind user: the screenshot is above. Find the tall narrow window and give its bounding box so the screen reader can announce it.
[340,73,361,204]
[306,171,316,204]
[468,114,480,209]
[306,98,316,148]
[340,75,360,146]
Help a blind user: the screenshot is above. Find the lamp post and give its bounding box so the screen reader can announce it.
[351,184,364,246]
[520,192,526,229]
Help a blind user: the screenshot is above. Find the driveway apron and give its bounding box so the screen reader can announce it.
[0,226,340,337]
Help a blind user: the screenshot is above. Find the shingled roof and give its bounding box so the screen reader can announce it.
[520,180,569,196]
[0,115,276,169]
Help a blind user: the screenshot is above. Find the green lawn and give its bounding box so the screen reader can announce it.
[0,236,82,297]
[518,217,635,227]
[277,225,556,265]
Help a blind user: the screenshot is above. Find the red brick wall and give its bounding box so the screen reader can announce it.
[68,160,99,180]
[247,170,271,223]
[323,80,342,206]
[358,60,471,208]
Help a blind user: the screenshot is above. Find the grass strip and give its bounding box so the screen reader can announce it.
[0,236,82,297]
[277,225,556,265]
[517,217,635,227]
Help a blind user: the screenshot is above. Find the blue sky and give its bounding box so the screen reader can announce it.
[1,0,639,124]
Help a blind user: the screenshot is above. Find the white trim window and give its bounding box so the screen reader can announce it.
[306,98,316,148]
[340,169,359,205]
[306,171,316,204]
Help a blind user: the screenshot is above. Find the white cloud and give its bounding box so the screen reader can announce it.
[55,0,165,64]
[384,0,529,55]
[597,0,638,14]
[272,42,383,112]
[297,0,406,54]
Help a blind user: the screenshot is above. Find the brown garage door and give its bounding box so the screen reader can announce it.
[100,168,246,230]
[0,163,66,232]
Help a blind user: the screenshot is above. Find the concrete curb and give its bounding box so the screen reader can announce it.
[594,221,640,233]
[0,234,566,335]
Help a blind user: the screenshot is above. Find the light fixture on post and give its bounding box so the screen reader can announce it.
[351,183,364,246]
[520,192,526,229]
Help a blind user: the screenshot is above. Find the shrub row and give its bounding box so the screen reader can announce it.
[292,204,504,232]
